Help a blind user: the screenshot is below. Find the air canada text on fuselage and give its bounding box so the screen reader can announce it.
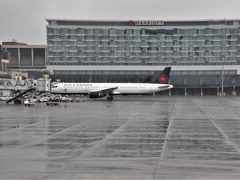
[64,83,93,87]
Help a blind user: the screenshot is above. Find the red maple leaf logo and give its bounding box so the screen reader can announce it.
[158,74,168,83]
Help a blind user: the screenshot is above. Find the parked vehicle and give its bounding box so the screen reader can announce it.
[39,97,50,102]
[0,96,13,101]
[54,95,72,102]
[46,101,60,106]
[24,99,35,106]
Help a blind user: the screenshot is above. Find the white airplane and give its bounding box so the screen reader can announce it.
[51,67,173,100]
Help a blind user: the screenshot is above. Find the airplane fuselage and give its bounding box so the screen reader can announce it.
[51,83,173,95]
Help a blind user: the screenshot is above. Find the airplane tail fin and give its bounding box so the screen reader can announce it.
[153,67,171,84]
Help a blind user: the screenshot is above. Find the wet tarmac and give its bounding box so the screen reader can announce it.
[0,96,240,179]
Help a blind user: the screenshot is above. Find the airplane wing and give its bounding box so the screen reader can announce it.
[91,86,118,94]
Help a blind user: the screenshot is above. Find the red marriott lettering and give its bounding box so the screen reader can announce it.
[129,21,164,26]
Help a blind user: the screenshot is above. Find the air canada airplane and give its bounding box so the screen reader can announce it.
[51,67,173,100]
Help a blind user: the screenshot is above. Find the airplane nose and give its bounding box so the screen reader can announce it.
[169,85,173,89]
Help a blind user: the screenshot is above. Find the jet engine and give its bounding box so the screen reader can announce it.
[89,92,106,98]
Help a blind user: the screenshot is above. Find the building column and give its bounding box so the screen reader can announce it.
[18,48,20,67]
[31,48,34,67]
[4,62,7,72]
[45,48,47,66]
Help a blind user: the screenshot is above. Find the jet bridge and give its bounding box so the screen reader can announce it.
[0,78,51,104]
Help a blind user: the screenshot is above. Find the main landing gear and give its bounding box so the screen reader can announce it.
[107,96,113,101]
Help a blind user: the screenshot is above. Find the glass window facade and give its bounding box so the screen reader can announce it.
[47,19,240,66]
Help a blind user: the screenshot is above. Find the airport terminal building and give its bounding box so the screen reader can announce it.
[1,42,47,78]
[46,19,240,95]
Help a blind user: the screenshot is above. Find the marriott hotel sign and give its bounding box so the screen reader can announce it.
[128,21,164,26]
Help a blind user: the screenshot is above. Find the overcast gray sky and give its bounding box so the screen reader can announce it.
[0,0,239,44]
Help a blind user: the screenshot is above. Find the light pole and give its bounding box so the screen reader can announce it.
[232,76,236,96]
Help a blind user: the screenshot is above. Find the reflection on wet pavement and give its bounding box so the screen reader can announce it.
[0,96,240,179]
